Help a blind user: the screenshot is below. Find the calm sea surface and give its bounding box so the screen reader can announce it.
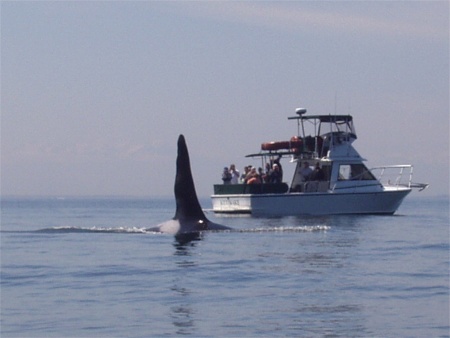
[1,195,449,337]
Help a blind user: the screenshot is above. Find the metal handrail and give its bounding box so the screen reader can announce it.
[369,165,428,191]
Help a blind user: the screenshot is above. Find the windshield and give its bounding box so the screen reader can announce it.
[318,116,356,137]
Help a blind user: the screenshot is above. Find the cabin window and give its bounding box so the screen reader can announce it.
[338,164,376,181]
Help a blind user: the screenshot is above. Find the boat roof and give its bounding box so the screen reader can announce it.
[245,150,296,158]
[288,114,353,122]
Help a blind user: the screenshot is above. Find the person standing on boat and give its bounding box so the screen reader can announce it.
[311,162,325,181]
[269,163,282,183]
[246,167,261,184]
[222,167,232,185]
[241,165,252,183]
[229,164,240,184]
[263,163,271,183]
[273,157,283,182]
[299,162,313,181]
[258,167,265,181]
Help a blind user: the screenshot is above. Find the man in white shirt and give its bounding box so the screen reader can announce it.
[299,162,313,181]
[229,164,240,184]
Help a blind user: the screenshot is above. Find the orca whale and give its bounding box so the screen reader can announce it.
[149,135,231,237]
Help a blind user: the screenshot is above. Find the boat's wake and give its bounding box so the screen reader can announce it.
[237,225,330,232]
[35,225,329,234]
[36,226,150,234]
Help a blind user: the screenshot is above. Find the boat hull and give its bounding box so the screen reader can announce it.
[211,188,411,216]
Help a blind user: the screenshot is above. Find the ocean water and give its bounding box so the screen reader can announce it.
[1,195,449,337]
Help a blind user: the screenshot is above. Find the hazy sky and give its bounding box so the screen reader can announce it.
[2,1,448,198]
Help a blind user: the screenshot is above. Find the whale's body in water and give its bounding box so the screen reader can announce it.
[148,135,230,237]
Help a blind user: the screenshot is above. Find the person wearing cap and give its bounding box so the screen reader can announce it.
[222,167,232,185]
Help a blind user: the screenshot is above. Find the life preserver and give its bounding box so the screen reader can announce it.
[289,136,302,154]
[261,137,302,151]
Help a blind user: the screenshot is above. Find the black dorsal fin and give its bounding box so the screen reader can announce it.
[174,135,208,221]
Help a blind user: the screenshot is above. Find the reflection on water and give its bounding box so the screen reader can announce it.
[174,232,203,246]
[170,238,199,335]
[169,284,196,335]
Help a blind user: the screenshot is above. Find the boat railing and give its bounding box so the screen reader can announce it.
[213,183,290,195]
[369,165,428,191]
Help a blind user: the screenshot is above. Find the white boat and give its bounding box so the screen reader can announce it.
[211,108,428,216]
